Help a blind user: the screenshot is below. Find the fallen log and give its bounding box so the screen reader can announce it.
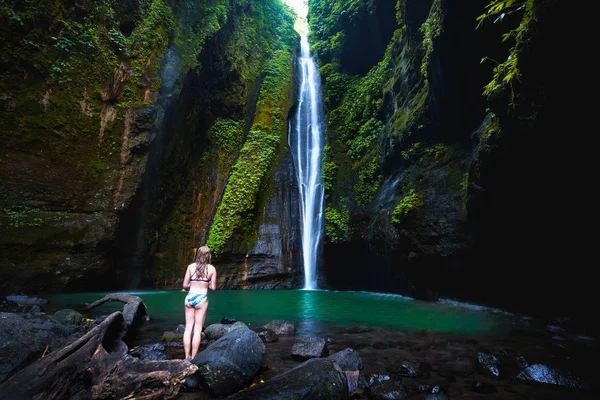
[0,311,197,400]
[82,293,148,326]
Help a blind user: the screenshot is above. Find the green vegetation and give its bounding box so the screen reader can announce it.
[206,131,280,253]
[477,0,536,106]
[324,204,349,243]
[391,190,424,225]
[419,0,443,79]
[205,3,297,254]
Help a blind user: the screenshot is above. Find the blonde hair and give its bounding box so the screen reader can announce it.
[193,246,211,279]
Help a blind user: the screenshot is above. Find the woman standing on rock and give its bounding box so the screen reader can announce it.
[182,245,217,359]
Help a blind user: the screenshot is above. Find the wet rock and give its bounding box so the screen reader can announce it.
[204,321,248,341]
[5,296,49,305]
[253,327,278,343]
[477,348,500,377]
[327,347,363,371]
[0,312,82,383]
[226,358,347,400]
[129,343,167,361]
[291,336,329,359]
[516,364,588,388]
[261,320,295,335]
[388,360,419,377]
[221,317,237,324]
[181,374,199,392]
[192,326,265,396]
[369,374,391,386]
[370,378,406,399]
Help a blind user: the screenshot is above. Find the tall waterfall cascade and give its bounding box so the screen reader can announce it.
[290,34,325,290]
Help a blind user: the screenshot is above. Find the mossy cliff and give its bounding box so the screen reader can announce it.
[308,0,589,319]
[0,0,299,293]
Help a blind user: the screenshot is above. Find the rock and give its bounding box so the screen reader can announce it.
[261,320,295,335]
[327,348,363,371]
[369,373,391,386]
[516,364,588,388]
[181,375,200,392]
[0,312,81,383]
[53,309,84,325]
[477,348,500,377]
[161,330,183,343]
[370,378,406,399]
[253,327,278,343]
[226,358,348,400]
[221,317,237,324]
[130,343,167,361]
[192,326,265,396]
[291,337,328,359]
[204,321,248,341]
[5,296,49,305]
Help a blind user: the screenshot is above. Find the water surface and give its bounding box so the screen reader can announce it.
[43,289,528,337]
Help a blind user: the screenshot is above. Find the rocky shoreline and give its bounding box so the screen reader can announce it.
[1,294,597,399]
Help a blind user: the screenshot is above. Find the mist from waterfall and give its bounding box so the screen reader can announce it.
[290,34,325,290]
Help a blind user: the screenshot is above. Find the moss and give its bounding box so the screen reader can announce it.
[392,190,425,225]
[324,203,349,243]
[205,7,297,254]
[419,0,444,79]
[206,130,280,254]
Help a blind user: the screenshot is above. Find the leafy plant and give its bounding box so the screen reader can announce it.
[477,0,535,106]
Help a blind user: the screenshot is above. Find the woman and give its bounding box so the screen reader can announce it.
[182,245,217,359]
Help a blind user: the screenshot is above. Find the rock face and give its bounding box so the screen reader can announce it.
[0,0,300,294]
[307,0,593,327]
[214,152,303,290]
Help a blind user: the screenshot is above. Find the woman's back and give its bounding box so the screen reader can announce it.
[187,263,215,294]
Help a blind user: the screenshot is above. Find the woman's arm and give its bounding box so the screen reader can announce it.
[209,266,217,291]
[182,265,191,290]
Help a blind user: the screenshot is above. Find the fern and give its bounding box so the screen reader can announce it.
[477,0,535,107]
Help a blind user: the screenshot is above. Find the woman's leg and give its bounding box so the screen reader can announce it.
[183,303,195,359]
[191,300,209,359]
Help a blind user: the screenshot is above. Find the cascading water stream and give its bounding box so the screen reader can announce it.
[290,34,325,290]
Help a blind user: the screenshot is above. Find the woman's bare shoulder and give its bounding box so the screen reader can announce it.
[208,264,217,272]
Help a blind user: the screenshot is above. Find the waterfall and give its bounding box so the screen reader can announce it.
[290,34,325,290]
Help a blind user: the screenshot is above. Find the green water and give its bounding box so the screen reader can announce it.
[43,289,523,337]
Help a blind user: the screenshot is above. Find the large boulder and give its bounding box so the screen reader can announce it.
[192,326,265,396]
[226,358,348,399]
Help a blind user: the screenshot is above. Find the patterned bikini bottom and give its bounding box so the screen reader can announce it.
[185,293,208,307]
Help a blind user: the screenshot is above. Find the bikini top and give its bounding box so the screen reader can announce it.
[190,264,211,282]
[190,274,211,282]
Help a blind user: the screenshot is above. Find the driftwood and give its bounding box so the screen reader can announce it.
[82,293,148,326]
[0,311,197,400]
